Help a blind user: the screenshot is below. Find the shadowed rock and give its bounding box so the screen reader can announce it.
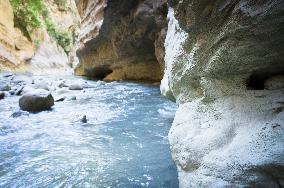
[19,90,54,112]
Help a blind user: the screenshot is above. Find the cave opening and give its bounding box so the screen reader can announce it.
[246,71,284,90]
[85,65,113,80]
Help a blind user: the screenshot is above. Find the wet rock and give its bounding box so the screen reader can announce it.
[15,85,24,95]
[55,96,66,102]
[2,72,14,78]
[19,90,54,112]
[56,88,69,95]
[69,84,83,90]
[0,92,5,99]
[11,111,29,118]
[67,96,76,101]
[21,85,36,95]
[12,75,33,84]
[0,83,11,91]
[81,115,87,123]
[33,81,50,91]
[58,82,68,88]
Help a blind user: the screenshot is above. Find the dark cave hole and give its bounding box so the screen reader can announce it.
[246,73,266,90]
[246,71,284,90]
[85,66,113,80]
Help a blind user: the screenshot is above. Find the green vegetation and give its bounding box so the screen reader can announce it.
[10,0,44,40]
[44,17,71,53]
[56,0,67,11]
[9,0,72,53]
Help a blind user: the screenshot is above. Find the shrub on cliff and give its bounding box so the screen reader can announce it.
[10,0,44,40]
[9,0,71,53]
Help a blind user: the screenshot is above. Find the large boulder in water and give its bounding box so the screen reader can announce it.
[19,90,54,112]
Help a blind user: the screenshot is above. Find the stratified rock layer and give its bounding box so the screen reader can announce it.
[0,0,79,73]
[161,1,284,187]
[75,0,167,82]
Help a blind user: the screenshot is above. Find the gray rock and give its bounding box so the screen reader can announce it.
[11,111,29,118]
[21,85,36,95]
[19,90,54,112]
[12,75,33,84]
[81,115,87,123]
[2,72,14,78]
[69,84,83,90]
[56,88,69,95]
[67,96,76,101]
[0,83,11,91]
[55,96,66,102]
[58,82,68,88]
[15,85,24,95]
[33,82,50,91]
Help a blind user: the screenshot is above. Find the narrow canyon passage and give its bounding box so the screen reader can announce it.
[0,74,178,187]
[1,0,284,187]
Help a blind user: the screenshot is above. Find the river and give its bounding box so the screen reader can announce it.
[0,74,178,187]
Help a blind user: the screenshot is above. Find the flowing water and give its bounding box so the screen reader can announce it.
[0,75,178,188]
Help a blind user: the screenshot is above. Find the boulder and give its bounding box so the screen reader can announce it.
[0,82,11,91]
[69,83,83,90]
[19,90,54,112]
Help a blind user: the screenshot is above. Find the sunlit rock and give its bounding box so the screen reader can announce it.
[75,0,167,82]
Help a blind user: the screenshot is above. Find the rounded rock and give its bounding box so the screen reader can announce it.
[69,84,83,90]
[19,90,54,112]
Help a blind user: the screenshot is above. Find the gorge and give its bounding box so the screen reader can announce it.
[0,0,284,187]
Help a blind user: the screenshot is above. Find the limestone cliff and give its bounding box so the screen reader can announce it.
[0,0,79,74]
[161,1,284,187]
[75,0,167,82]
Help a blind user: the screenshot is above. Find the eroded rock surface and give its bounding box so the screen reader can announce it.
[162,1,284,187]
[75,0,167,82]
[0,0,79,73]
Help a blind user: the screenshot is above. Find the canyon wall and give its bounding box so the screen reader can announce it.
[0,0,79,74]
[162,0,284,187]
[75,0,167,82]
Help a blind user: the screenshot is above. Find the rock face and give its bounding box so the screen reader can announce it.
[161,1,284,187]
[0,0,79,73]
[19,90,54,112]
[75,0,168,82]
